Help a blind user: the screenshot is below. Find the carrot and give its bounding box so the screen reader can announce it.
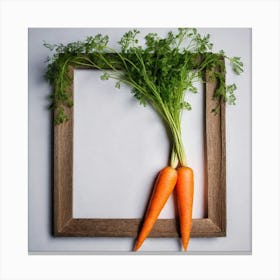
[176,166,194,251]
[134,166,177,251]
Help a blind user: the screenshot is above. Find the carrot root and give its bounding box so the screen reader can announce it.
[176,166,194,251]
[134,166,178,251]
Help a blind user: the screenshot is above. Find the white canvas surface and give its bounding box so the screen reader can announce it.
[73,69,206,219]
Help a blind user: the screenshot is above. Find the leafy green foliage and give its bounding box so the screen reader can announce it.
[100,72,110,80]
[230,56,244,75]
[119,29,140,52]
[44,28,243,166]
[226,83,237,105]
[44,34,111,123]
[115,80,121,89]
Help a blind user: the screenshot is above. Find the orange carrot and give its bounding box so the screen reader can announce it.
[176,166,194,251]
[134,166,177,251]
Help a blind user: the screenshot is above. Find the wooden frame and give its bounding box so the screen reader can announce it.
[54,62,226,238]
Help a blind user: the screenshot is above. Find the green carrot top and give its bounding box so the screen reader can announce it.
[44,28,243,167]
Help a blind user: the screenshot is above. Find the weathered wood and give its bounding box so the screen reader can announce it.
[205,68,227,236]
[55,218,223,237]
[53,67,74,235]
[54,63,226,238]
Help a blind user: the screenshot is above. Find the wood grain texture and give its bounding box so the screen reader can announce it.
[205,68,226,237]
[54,64,226,238]
[55,218,223,237]
[53,67,74,235]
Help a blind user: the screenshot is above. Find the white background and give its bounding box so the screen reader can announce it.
[74,69,204,219]
[0,0,279,280]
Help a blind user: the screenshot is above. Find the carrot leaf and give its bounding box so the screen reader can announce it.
[44,28,243,167]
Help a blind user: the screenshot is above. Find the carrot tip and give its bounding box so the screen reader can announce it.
[182,241,189,252]
[133,241,141,252]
